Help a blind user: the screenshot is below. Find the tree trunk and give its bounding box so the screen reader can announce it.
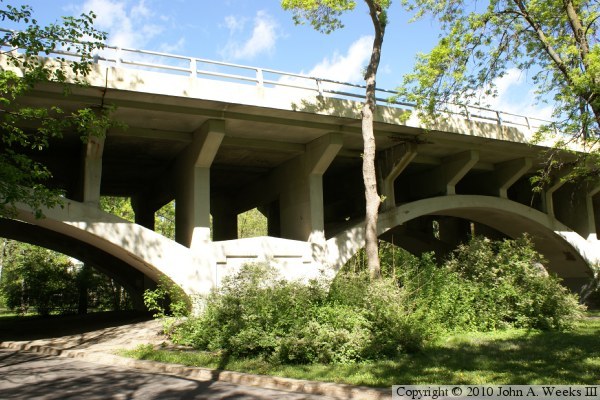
[363,0,386,280]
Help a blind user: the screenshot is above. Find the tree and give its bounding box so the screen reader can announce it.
[399,0,599,182]
[281,0,390,279]
[0,242,78,315]
[0,2,107,218]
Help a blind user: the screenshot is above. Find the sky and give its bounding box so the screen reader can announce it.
[4,0,552,120]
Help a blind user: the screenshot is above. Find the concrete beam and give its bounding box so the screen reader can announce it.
[82,135,105,206]
[174,120,225,248]
[491,157,533,198]
[221,136,305,154]
[306,133,344,175]
[411,150,479,197]
[378,143,417,210]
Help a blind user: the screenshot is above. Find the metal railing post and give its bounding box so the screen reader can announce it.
[116,47,122,67]
[190,58,197,78]
[316,79,323,96]
[256,68,264,87]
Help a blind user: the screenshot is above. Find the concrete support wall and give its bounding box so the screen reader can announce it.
[280,133,343,242]
[586,185,600,241]
[174,120,224,249]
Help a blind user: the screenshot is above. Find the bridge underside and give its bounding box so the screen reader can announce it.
[1,62,598,302]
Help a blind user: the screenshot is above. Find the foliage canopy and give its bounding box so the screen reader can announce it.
[399,0,599,180]
[0,1,107,217]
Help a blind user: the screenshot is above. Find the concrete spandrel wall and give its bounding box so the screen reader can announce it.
[211,237,328,288]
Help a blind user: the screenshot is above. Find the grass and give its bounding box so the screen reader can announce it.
[121,315,600,387]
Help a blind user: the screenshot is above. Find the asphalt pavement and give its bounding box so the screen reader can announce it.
[0,313,389,400]
[0,348,332,399]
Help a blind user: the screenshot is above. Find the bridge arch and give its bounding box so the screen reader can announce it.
[9,199,216,303]
[0,218,160,309]
[327,195,599,291]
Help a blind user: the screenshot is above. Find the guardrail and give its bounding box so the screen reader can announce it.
[0,28,554,131]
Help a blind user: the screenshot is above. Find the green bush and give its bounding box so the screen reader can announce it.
[172,263,436,363]
[277,304,372,364]
[143,277,191,335]
[444,235,584,330]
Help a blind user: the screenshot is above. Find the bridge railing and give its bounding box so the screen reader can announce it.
[0,29,554,132]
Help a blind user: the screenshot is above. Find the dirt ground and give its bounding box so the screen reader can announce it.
[0,311,170,353]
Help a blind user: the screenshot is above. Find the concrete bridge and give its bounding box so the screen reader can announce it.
[1,45,598,306]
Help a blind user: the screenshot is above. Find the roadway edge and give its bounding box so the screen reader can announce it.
[0,341,391,400]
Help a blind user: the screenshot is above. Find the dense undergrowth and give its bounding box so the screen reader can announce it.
[145,235,585,365]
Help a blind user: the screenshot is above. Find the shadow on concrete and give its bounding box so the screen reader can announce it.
[0,348,324,399]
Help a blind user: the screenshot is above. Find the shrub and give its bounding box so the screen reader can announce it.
[172,263,437,363]
[143,277,190,335]
[161,235,584,366]
[277,304,372,364]
[443,235,584,330]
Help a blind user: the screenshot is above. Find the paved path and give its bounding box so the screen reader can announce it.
[0,348,331,399]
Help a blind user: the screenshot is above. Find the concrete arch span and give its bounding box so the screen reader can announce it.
[327,195,599,291]
[11,199,216,303]
[0,218,156,309]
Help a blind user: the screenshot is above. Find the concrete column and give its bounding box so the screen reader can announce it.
[378,143,417,210]
[585,184,600,241]
[542,168,572,217]
[82,135,105,206]
[411,150,479,197]
[554,180,600,240]
[230,133,342,242]
[174,120,224,249]
[131,196,156,231]
[490,157,532,198]
[260,201,281,237]
[280,133,343,242]
[212,197,238,241]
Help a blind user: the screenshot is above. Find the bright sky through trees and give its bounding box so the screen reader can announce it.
[3,0,552,120]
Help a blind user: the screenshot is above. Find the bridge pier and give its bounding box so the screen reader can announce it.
[131,196,156,231]
[554,180,600,241]
[410,150,479,197]
[212,196,238,241]
[378,143,417,210]
[174,119,224,249]
[232,133,343,244]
